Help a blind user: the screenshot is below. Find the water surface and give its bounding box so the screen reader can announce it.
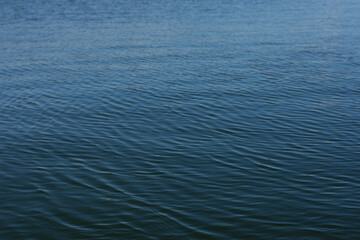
[1,0,360,239]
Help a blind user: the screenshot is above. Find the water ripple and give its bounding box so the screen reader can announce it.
[1,0,360,239]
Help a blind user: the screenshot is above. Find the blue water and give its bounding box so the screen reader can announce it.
[1,0,360,239]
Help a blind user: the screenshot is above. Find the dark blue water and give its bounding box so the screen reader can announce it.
[1,0,360,239]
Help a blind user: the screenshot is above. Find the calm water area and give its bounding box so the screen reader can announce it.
[1,0,360,239]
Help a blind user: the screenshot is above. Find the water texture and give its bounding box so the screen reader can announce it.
[1,0,360,239]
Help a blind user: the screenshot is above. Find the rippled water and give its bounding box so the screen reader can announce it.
[1,0,360,239]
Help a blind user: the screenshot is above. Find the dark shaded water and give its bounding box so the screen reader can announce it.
[1,0,360,239]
